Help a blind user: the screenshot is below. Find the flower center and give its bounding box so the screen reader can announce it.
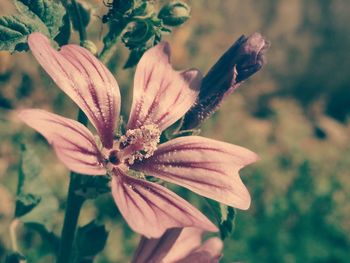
[108,150,120,165]
[106,124,161,170]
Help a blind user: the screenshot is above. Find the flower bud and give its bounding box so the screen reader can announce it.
[182,33,270,130]
[122,20,154,49]
[158,1,191,27]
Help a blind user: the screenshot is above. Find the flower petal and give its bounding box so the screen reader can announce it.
[132,228,182,263]
[18,109,106,175]
[127,42,201,131]
[132,136,258,209]
[162,227,203,263]
[192,237,223,262]
[175,241,222,263]
[111,169,217,238]
[28,33,120,148]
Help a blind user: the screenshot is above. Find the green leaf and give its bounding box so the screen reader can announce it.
[207,199,236,239]
[0,0,65,52]
[15,144,42,217]
[74,175,111,199]
[219,205,236,239]
[15,144,59,231]
[0,15,48,52]
[75,220,109,260]
[14,0,65,37]
[15,193,41,217]
[54,12,71,46]
[4,252,26,263]
[25,222,60,252]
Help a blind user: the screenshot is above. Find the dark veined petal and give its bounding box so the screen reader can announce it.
[18,109,106,175]
[127,42,201,132]
[174,240,222,263]
[132,228,182,263]
[184,237,223,263]
[28,33,120,148]
[111,169,217,238]
[163,228,223,263]
[133,227,223,263]
[132,136,259,209]
[162,227,203,263]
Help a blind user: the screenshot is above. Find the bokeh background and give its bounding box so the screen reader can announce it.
[1,0,350,262]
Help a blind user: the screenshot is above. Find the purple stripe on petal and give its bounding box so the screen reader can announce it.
[133,136,259,209]
[162,227,223,263]
[127,42,202,131]
[132,228,182,263]
[28,33,120,148]
[18,109,106,175]
[111,169,217,238]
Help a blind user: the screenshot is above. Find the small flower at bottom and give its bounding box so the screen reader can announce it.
[132,227,223,263]
[19,32,258,238]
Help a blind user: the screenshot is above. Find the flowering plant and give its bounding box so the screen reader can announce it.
[0,1,268,262]
[20,32,257,238]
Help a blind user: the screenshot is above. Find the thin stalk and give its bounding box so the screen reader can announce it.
[99,37,119,64]
[57,0,89,262]
[99,25,125,64]
[10,219,20,252]
[57,0,127,260]
[57,171,85,263]
[57,111,87,263]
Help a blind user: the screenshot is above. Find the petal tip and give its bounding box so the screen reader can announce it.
[250,151,260,164]
[240,149,260,167]
[206,222,219,233]
[145,41,171,63]
[236,191,251,210]
[180,68,203,92]
[158,41,171,58]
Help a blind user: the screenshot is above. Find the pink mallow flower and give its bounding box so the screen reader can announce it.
[19,32,258,238]
[132,227,223,263]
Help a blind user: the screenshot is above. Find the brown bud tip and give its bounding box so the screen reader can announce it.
[181,33,270,130]
[236,33,270,82]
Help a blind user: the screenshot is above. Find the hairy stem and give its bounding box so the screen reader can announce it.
[99,24,125,64]
[99,37,119,64]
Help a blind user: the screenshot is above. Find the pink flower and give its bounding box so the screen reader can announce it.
[19,33,258,238]
[132,227,223,263]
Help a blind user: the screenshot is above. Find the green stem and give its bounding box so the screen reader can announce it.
[57,0,89,261]
[57,172,85,263]
[99,24,125,64]
[57,2,126,262]
[57,111,87,263]
[99,37,119,64]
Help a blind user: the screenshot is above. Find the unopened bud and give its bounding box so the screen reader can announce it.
[122,20,154,49]
[182,33,269,130]
[158,1,190,27]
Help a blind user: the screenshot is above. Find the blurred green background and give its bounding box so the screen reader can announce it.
[1,0,350,262]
